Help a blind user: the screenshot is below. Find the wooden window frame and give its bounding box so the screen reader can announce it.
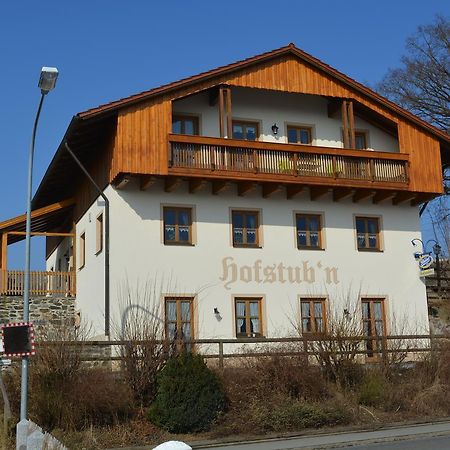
[164,296,195,344]
[95,213,103,255]
[286,125,313,145]
[295,213,324,250]
[163,206,193,246]
[79,232,85,269]
[355,130,368,150]
[361,297,387,359]
[231,120,260,141]
[234,297,264,338]
[172,114,200,135]
[300,298,327,335]
[355,216,382,252]
[231,209,261,248]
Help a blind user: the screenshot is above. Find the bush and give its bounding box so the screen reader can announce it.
[233,351,328,401]
[30,368,134,430]
[148,353,226,433]
[245,397,348,432]
[358,372,387,407]
[5,327,135,431]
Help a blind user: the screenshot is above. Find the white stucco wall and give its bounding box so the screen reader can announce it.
[53,180,428,340]
[172,87,399,152]
[46,237,71,272]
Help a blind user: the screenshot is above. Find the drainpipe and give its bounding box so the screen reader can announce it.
[64,142,110,337]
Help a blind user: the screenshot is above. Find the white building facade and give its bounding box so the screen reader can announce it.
[5,43,445,348]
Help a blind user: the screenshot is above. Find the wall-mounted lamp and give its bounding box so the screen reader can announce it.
[271,123,279,135]
[214,307,222,322]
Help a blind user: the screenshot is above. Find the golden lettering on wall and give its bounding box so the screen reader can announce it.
[220,257,339,290]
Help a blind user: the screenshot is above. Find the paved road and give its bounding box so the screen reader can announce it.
[335,434,450,449]
[193,421,450,450]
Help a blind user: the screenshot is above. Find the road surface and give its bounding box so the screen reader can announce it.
[193,420,450,450]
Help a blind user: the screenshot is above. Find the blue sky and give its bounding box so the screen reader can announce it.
[1,1,448,268]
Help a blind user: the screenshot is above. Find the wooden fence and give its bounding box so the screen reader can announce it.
[0,270,75,296]
[38,334,450,369]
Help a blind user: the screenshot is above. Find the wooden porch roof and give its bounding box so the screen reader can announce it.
[0,198,75,245]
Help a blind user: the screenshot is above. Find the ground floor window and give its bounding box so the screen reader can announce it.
[300,298,327,334]
[361,298,386,357]
[235,297,263,338]
[165,297,194,344]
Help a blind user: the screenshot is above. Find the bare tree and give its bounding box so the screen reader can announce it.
[377,15,450,132]
[428,196,450,252]
[377,15,450,250]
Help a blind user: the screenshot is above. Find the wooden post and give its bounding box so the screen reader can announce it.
[225,88,232,139]
[218,341,224,371]
[72,223,76,296]
[341,100,350,149]
[348,100,356,149]
[0,233,6,272]
[218,87,225,138]
[0,234,6,295]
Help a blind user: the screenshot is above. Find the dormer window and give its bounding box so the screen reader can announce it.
[172,115,199,135]
[355,131,368,150]
[232,120,259,141]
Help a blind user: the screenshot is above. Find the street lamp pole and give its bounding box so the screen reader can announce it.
[20,68,58,423]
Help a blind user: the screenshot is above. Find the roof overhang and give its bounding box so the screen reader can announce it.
[0,198,75,245]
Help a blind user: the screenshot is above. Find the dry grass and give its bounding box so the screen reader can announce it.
[5,335,450,448]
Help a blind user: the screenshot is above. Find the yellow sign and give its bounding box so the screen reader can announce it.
[419,268,435,278]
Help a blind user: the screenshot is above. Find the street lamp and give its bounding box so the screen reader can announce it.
[20,67,58,425]
[427,240,442,294]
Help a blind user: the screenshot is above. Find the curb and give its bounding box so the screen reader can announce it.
[106,417,450,450]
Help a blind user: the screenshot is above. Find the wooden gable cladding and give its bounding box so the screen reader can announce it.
[110,53,443,196]
[397,121,443,193]
[112,96,172,181]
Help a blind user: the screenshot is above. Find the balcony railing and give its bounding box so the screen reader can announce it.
[0,270,75,297]
[169,135,409,186]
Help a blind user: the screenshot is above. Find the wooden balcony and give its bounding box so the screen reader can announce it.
[168,135,410,189]
[0,269,75,297]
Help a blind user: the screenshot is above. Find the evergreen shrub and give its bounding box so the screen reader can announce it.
[148,352,226,433]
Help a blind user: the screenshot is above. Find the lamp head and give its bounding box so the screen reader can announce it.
[38,67,58,94]
[271,123,279,135]
[433,243,442,256]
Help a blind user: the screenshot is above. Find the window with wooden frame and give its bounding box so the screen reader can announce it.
[165,297,194,345]
[163,207,193,245]
[295,214,323,249]
[235,298,263,338]
[287,126,312,145]
[232,210,260,247]
[79,233,85,269]
[96,213,103,254]
[361,298,386,357]
[300,298,327,334]
[355,216,381,251]
[355,131,368,150]
[172,115,199,135]
[232,120,259,141]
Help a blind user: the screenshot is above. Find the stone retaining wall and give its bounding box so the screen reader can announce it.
[0,296,76,331]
